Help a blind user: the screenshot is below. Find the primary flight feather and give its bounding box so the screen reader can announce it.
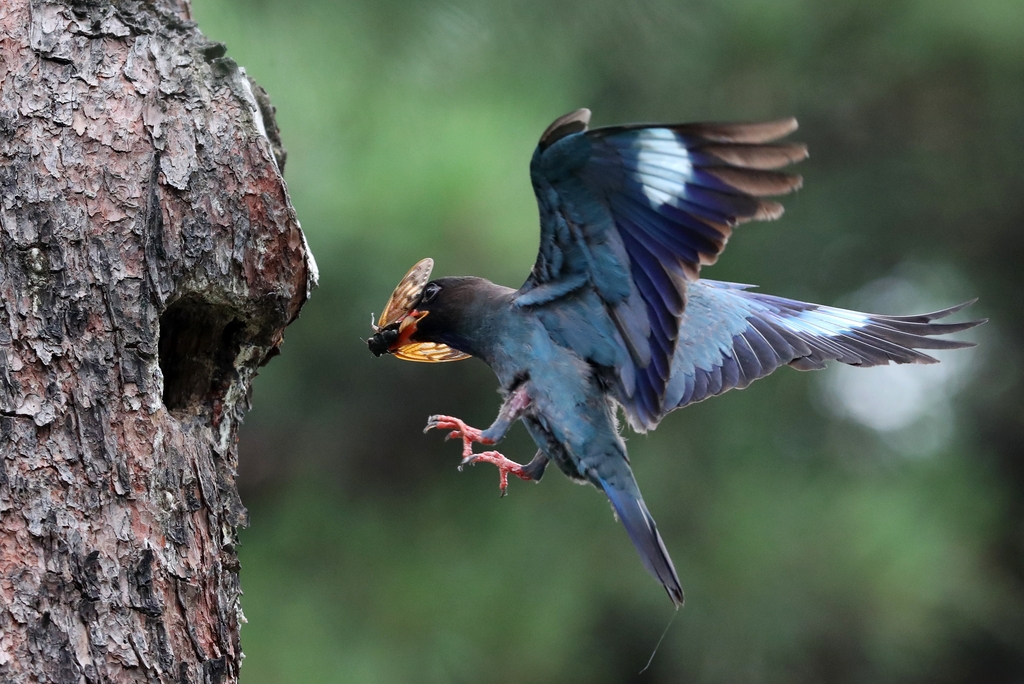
[367,109,983,606]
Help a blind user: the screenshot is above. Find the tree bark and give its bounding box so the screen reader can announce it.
[0,1,316,682]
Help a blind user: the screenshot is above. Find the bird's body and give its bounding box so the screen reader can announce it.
[407,274,685,601]
[368,109,983,606]
[412,276,626,487]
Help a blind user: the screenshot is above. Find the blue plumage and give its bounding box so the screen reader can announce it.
[370,109,983,606]
[660,280,981,411]
[521,109,809,431]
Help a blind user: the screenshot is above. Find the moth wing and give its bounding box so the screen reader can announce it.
[378,258,434,328]
[393,342,471,363]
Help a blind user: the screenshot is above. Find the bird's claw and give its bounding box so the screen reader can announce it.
[460,450,531,497]
[424,414,494,459]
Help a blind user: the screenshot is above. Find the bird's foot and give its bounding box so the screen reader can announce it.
[425,413,531,495]
[459,450,532,497]
[424,415,495,459]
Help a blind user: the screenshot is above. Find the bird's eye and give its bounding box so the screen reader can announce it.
[421,283,441,304]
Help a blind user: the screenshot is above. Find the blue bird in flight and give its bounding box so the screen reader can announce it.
[367,109,983,606]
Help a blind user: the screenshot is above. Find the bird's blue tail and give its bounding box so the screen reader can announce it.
[601,480,684,607]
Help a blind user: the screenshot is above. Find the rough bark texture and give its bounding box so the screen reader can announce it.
[0,1,316,682]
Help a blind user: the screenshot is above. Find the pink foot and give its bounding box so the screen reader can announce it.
[424,414,532,495]
[460,450,532,497]
[424,414,495,459]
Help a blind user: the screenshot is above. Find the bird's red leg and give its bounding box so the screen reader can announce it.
[424,386,533,496]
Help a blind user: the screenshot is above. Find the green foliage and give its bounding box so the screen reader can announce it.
[192,0,1023,681]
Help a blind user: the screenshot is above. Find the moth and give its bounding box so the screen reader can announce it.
[367,258,470,363]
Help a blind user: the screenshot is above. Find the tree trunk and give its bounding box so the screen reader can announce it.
[0,1,316,682]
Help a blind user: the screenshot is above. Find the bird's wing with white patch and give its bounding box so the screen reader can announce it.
[663,280,985,413]
[518,109,807,430]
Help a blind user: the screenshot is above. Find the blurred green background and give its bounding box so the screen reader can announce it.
[192,0,1023,681]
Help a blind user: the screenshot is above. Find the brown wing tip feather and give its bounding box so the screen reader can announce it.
[705,168,804,197]
[752,200,786,222]
[676,117,800,144]
[701,142,808,170]
[539,108,592,150]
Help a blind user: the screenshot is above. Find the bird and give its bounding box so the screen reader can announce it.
[366,109,983,607]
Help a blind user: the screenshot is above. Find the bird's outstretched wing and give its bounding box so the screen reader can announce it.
[518,109,807,429]
[663,280,984,412]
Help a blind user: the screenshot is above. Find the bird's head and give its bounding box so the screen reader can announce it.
[368,258,473,363]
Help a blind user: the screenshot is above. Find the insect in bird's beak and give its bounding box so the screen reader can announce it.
[367,258,433,357]
[367,258,471,363]
[366,325,398,357]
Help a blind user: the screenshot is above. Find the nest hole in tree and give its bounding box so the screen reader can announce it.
[158,296,246,413]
